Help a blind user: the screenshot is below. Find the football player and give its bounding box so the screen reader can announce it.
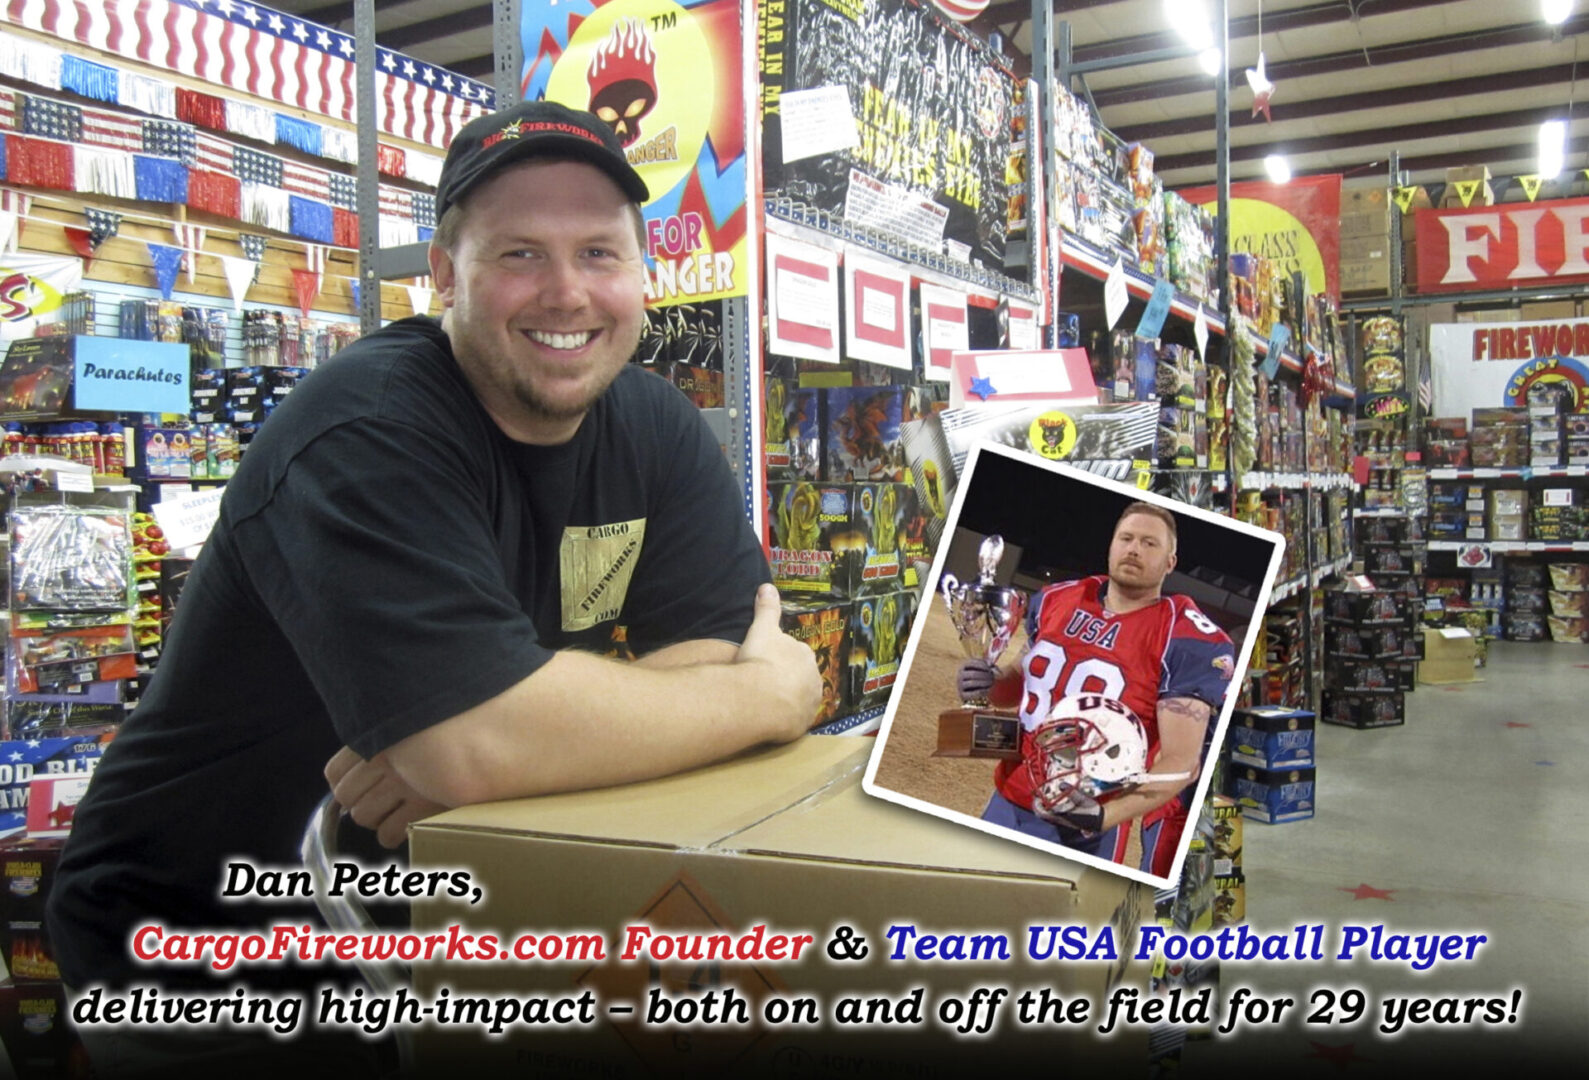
[958,501,1236,871]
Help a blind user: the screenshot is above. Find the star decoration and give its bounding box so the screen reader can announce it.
[291,21,307,42]
[968,376,997,401]
[1245,51,1275,122]
[402,60,417,78]
[442,74,455,92]
[422,67,436,85]
[267,13,284,33]
[217,0,235,14]
[1504,721,1532,728]
[25,741,39,749]
[1305,1041,1372,1070]
[8,753,21,762]
[1340,883,1395,901]
[338,37,353,57]
[380,52,395,71]
[316,29,331,48]
[242,4,259,25]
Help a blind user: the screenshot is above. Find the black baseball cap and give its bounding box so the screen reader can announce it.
[434,100,649,219]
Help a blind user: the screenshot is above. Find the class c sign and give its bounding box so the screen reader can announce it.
[1414,197,1589,292]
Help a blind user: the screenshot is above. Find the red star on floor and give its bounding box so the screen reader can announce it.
[1340,883,1395,900]
[1576,664,1589,669]
[1504,721,1532,728]
[1305,1040,1372,1069]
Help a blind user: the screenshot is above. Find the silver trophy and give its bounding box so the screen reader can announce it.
[934,535,1027,758]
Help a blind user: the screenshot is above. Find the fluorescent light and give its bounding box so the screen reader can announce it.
[1164,0,1215,51]
[1264,154,1292,184]
[1543,0,1574,26]
[1539,119,1567,179]
[1198,49,1224,77]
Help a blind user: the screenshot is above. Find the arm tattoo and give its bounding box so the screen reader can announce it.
[1159,696,1213,722]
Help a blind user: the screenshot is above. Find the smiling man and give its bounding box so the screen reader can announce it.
[958,502,1235,871]
[48,101,820,1075]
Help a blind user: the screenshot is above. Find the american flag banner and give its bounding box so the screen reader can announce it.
[224,99,276,144]
[21,96,82,142]
[376,143,405,179]
[378,215,417,249]
[1,0,493,151]
[406,152,443,188]
[75,146,136,199]
[327,172,356,212]
[6,135,73,190]
[172,222,206,283]
[238,234,267,264]
[412,193,436,230]
[133,155,187,202]
[304,241,327,299]
[1417,367,1433,413]
[321,127,356,165]
[15,35,61,91]
[276,114,322,157]
[60,55,118,104]
[378,185,413,221]
[186,167,239,220]
[234,146,284,188]
[0,32,25,82]
[85,208,121,249]
[142,119,196,165]
[0,90,17,131]
[82,107,144,153]
[0,190,30,252]
[118,71,177,119]
[195,132,234,175]
[288,196,333,244]
[282,161,330,202]
[241,183,291,232]
[175,87,225,130]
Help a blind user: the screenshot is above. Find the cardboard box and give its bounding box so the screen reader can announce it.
[1229,764,1315,824]
[410,739,1152,1073]
[1340,259,1390,294]
[1227,706,1315,769]
[1340,235,1390,263]
[768,483,904,597]
[847,589,916,712]
[1418,628,1478,684]
[1320,690,1406,729]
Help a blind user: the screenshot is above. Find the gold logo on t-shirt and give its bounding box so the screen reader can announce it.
[561,518,646,631]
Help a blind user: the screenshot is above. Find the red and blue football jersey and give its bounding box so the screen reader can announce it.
[993,575,1236,818]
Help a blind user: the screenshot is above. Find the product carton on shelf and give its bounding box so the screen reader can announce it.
[1418,628,1479,684]
[1229,764,1315,824]
[1227,706,1315,770]
[410,738,1151,1074]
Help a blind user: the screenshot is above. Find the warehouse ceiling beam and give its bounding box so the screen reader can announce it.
[300,0,416,31]
[1087,13,1589,109]
[1155,104,1587,172]
[980,0,1462,62]
[1116,62,1589,144]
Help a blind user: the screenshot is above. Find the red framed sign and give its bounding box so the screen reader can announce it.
[1414,198,1589,292]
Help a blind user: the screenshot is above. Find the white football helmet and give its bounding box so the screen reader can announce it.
[1027,694,1183,817]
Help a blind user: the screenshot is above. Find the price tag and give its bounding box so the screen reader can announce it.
[1194,305,1210,360]
[1261,324,1289,380]
[1135,278,1175,340]
[1103,258,1129,330]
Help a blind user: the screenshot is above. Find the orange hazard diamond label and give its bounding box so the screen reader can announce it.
[576,872,788,1073]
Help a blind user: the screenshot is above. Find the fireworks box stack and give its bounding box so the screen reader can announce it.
[1320,585,1412,728]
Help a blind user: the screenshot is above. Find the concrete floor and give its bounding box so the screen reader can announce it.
[1182,642,1589,1075]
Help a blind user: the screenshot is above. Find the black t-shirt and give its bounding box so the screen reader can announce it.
[47,316,769,990]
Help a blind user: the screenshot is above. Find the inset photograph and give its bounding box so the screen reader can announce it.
[864,443,1283,888]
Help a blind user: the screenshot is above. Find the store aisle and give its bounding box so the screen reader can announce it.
[1186,643,1589,1075]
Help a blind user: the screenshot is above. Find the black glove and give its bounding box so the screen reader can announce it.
[956,659,998,703]
[1033,780,1104,837]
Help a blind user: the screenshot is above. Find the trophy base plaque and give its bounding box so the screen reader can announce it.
[934,708,1023,760]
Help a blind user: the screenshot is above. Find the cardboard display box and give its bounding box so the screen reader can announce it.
[1229,764,1315,824]
[1419,628,1479,684]
[1227,707,1315,769]
[411,739,1151,1074]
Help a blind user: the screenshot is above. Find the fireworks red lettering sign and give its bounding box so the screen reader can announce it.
[1414,198,1589,292]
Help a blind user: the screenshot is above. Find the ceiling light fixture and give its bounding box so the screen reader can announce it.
[1539,119,1567,179]
[1543,0,1574,27]
[1264,154,1292,184]
[1199,48,1224,77]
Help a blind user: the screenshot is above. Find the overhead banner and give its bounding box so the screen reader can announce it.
[0,253,84,341]
[1413,197,1589,292]
[1178,174,1342,303]
[1429,317,1589,418]
[759,0,1016,272]
[525,0,748,306]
